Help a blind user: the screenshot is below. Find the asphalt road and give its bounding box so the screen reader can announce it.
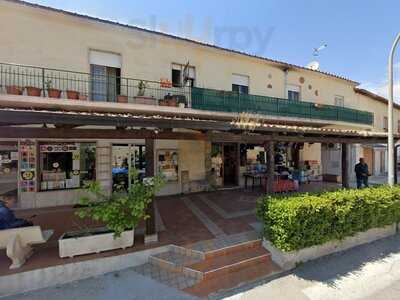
[219,233,400,300]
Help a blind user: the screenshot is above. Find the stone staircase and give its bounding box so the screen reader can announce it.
[133,231,281,297]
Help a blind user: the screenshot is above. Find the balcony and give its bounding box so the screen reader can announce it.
[191,88,374,125]
[0,62,191,108]
[0,62,373,126]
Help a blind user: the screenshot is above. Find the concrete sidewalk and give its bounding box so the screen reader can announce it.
[3,268,198,300]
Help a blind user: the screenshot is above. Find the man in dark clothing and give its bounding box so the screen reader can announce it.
[354,158,370,189]
[0,192,33,230]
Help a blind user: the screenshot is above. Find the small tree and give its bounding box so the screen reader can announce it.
[76,169,165,237]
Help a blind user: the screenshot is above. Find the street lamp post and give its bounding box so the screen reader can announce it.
[388,33,400,186]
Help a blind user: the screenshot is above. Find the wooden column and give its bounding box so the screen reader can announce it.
[145,138,157,244]
[341,143,349,188]
[265,141,275,194]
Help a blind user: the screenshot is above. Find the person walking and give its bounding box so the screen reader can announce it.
[354,158,370,189]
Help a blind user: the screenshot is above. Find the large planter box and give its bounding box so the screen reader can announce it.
[59,227,134,258]
[134,96,157,105]
[263,223,397,270]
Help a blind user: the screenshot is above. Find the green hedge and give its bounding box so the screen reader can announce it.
[256,185,400,252]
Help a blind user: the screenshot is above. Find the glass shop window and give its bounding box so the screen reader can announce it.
[39,143,96,191]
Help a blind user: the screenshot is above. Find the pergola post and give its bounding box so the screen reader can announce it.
[236,143,241,186]
[341,143,349,188]
[144,138,157,244]
[265,141,275,194]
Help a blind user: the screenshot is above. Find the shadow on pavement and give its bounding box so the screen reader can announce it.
[293,233,400,287]
[212,233,400,299]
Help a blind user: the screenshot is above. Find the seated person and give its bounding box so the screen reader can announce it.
[0,191,33,230]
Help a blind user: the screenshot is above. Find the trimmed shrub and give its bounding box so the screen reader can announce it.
[256,185,400,252]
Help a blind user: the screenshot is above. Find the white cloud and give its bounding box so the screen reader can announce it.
[359,63,400,103]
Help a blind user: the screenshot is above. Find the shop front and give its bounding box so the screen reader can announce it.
[0,138,211,209]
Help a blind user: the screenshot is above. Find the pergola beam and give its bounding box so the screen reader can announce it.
[0,127,391,145]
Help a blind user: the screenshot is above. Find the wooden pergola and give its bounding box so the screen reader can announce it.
[0,107,397,241]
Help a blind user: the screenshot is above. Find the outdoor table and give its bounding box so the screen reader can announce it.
[243,172,265,190]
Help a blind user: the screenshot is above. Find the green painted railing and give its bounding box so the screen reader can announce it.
[191,87,374,125]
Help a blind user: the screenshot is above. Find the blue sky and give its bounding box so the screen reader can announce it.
[26,0,400,99]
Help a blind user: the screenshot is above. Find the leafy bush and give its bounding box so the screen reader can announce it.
[257,185,400,252]
[76,170,165,237]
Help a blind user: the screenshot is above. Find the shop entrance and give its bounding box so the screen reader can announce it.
[211,143,239,187]
[223,144,238,186]
[111,144,146,191]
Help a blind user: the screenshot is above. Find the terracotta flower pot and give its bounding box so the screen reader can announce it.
[47,88,62,98]
[78,94,87,101]
[117,95,128,103]
[159,99,168,106]
[168,99,177,107]
[66,90,79,100]
[26,86,42,97]
[6,85,23,95]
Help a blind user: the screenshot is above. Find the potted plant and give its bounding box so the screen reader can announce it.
[58,170,164,258]
[176,95,187,108]
[117,95,128,103]
[66,90,79,100]
[6,85,23,95]
[45,80,62,99]
[79,94,87,101]
[168,97,177,107]
[137,80,147,97]
[25,86,42,97]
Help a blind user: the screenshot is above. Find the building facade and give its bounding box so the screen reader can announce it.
[0,0,396,210]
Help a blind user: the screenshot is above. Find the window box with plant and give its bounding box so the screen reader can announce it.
[58,170,164,258]
[133,80,157,105]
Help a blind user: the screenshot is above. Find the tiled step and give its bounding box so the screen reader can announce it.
[185,231,261,257]
[134,231,280,296]
[149,248,203,280]
[188,246,270,280]
[183,260,281,298]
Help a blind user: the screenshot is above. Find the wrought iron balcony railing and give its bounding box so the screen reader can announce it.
[0,62,374,125]
[0,62,191,106]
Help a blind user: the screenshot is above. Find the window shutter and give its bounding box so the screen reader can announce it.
[232,74,249,86]
[89,50,121,68]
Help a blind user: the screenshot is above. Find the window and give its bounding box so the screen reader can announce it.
[89,50,122,102]
[0,142,18,207]
[111,144,146,191]
[398,120,400,134]
[171,63,196,87]
[383,116,388,131]
[334,95,345,107]
[39,143,96,191]
[232,74,249,94]
[90,65,121,102]
[286,84,300,101]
